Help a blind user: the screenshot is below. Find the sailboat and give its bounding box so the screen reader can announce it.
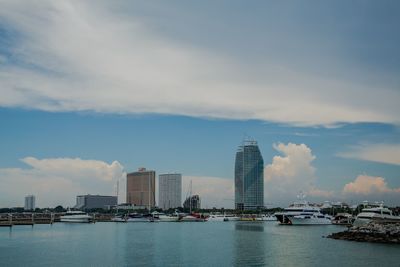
[180,180,208,222]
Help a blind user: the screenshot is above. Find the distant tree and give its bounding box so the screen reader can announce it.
[54,205,65,212]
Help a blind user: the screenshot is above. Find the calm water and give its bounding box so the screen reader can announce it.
[0,222,399,267]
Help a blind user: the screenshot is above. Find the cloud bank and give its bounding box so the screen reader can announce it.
[264,143,333,206]
[342,175,400,204]
[338,143,400,166]
[343,175,400,195]
[0,1,399,126]
[0,157,125,207]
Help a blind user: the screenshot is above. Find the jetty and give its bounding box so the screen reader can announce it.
[327,222,400,244]
[0,213,54,227]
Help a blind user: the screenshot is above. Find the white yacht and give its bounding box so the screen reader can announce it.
[224,214,240,221]
[60,210,93,223]
[275,198,331,225]
[111,214,127,222]
[153,211,178,222]
[256,214,277,221]
[207,214,226,222]
[125,213,155,222]
[208,214,240,222]
[353,204,400,226]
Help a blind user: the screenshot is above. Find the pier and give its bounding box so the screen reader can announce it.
[0,213,54,227]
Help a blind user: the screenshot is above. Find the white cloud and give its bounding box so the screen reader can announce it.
[0,157,125,208]
[182,176,234,209]
[264,143,332,206]
[338,143,400,166]
[343,175,400,195]
[0,1,399,126]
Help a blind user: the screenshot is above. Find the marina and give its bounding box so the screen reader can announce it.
[1,221,399,267]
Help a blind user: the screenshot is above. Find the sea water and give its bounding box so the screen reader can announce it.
[0,222,399,266]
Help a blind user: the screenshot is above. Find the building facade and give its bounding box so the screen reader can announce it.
[235,140,264,210]
[159,173,182,210]
[126,168,156,208]
[183,195,201,210]
[73,195,117,210]
[24,195,36,211]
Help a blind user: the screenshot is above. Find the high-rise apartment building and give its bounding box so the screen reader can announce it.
[235,140,264,210]
[159,173,182,210]
[126,168,156,208]
[24,195,36,211]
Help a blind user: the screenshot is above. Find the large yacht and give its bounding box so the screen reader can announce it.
[275,197,331,225]
[60,210,93,223]
[353,203,400,226]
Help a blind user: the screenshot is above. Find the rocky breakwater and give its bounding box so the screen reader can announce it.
[327,222,400,244]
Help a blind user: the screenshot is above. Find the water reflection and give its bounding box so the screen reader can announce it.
[233,222,266,266]
[235,222,265,232]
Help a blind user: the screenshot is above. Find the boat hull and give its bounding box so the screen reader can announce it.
[288,216,331,225]
[158,216,179,222]
[60,217,93,223]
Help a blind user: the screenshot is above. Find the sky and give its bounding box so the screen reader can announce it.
[0,0,399,208]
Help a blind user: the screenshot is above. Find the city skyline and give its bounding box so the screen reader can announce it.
[0,1,400,208]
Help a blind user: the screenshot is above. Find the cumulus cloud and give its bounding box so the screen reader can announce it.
[182,176,234,209]
[264,143,332,206]
[338,143,400,166]
[0,157,125,208]
[343,175,400,195]
[0,1,399,126]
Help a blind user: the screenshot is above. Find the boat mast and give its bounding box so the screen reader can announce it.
[190,180,192,214]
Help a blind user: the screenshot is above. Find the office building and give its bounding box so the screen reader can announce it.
[24,195,36,211]
[126,168,156,208]
[73,194,117,210]
[159,173,182,210]
[235,140,264,210]
[183,195,201,210]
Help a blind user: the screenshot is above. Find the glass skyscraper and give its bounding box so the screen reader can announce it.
[235,140,264,210]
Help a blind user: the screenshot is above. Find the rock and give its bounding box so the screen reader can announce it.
[327,222,400,244]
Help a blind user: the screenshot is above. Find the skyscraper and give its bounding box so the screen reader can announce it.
[24,195,36,211]
[126,168,156,208]
[159,173,182,210]
[235,140,264,210]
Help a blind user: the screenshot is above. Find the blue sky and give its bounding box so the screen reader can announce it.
[0,1,399,208]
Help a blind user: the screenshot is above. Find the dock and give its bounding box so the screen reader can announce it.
[0,213,54,227]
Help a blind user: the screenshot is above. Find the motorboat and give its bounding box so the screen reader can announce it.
[153,211,178,222]
[255,214,277,221]
[353,204,400,226]
[179,213,208,222]
[111,214,127,222]
[60,210,93,223]
[208,214,240,222]
[126,213,155,222]
[208,214,226,222]
[223,214,240,221]
[275,197,331,225]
